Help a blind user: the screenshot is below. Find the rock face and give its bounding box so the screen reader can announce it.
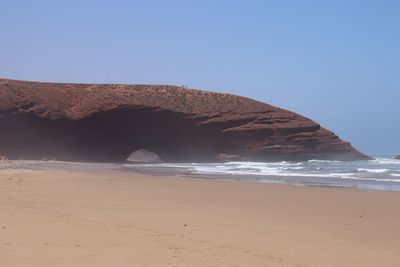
[0,78,370,162]
[395,155,400,160]
[127,149,163,163]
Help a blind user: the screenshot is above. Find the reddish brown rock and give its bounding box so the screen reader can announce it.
[0,78,370,162]
[0,153,8,161]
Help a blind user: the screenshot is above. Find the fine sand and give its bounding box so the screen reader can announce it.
[1,162,400,266]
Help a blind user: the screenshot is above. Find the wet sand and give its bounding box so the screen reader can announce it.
[1,161,400,266]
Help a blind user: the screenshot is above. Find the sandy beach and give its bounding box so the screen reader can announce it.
[1,162,400,267]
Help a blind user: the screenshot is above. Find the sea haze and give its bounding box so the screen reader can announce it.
[124,157,400,192]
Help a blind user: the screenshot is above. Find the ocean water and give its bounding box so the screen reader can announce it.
[124,157,400,191]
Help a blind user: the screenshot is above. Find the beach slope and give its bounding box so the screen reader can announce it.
[1,165,399,266]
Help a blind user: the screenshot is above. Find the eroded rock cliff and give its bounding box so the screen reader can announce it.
[0,78,370,162]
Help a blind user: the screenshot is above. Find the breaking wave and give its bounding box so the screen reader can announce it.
[125,156,400,191]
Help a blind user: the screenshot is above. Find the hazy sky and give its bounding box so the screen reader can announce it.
[1,0,399,155]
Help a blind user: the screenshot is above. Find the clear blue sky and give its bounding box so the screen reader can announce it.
[1,0,399,156]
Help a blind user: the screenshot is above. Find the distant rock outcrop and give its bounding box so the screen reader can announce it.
[0,153,8,161]
[0,78,371,162]
[127,149,163,163]
[395,155,400,160]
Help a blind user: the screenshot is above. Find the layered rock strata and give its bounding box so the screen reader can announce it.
[0,78,370,162]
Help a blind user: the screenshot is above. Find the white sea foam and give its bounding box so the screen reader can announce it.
[123,157,400,191]
[357,168,390,173]
[284,166,304,170]
[340,176,400,183]
[372,158,400,165]
[308,159,340,163]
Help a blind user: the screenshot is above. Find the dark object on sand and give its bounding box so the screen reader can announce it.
[127,149,163,163]
[0,78,371,162]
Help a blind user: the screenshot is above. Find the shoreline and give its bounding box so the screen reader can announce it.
[1,162,400,266]
[3,160,399,192]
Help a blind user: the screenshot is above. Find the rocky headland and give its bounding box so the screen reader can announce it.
[0,78,370,162]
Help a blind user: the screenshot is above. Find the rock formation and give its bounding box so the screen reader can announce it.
[395,155,400,160]
[127,149,163,163]
[0,153,8,161]
[0,78,370,162]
